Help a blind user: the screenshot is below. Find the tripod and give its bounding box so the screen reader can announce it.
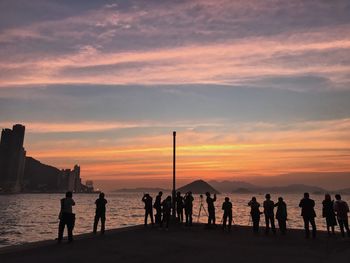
[197,195,208,223]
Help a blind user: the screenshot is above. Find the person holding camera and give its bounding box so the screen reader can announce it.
[93,192,108,235]
[58,191,75,243]
[206,192,217,227]
[142,193,154,226]
[248,196,261,234]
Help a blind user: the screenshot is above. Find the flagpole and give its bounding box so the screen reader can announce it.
[172,131,176,219]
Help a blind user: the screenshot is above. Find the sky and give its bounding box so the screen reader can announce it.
[1,0,350,189]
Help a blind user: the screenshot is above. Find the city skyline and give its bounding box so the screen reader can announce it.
[1,1,350,188]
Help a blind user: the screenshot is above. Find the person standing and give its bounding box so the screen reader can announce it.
[222,197,233,231]
[58,191,75,243]
[154,191,163,225]
[333,194,350,238]
[142,193,154,226]
[263,194,276,235]
[206,192,217,227]
[248,197,261,234]
[176,192,184,223]
[322,194,337,236]
[93,192,108,235]
[184,191,194,226]
[275,197,287,235]
[161,196,172,229]
[299,192,317,238]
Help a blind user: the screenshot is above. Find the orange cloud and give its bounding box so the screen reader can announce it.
[24,119,350,182]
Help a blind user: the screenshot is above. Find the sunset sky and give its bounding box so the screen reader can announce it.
[1,0,350,189]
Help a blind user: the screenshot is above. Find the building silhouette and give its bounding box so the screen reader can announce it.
[60,165,82,192]
[0,124,94,193]
[0,124,26,193]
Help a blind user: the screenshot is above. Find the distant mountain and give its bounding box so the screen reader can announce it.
[210,179,328,194]
[177,179,220,194]
[336,188,350,195]
[240,172,349,190]
[210,180,258,193]
[24,157,61,191]
[257,184,327,194]
[113,187,169,193]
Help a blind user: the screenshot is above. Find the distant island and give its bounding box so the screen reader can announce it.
[177,179,220,194]
[113,187,169,193]
[210,180,350,194]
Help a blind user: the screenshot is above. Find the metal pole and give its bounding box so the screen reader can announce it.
[172,131,176,219]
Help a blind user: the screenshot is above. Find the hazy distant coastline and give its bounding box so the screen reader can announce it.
[113,187,170,193]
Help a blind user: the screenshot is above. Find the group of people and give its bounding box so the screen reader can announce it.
[57,191,350,243]
[142,191,350,239]
[247,192,349,238]
[57,191,107,243]
[142,191,194,229]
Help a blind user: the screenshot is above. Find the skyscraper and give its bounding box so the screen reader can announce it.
[0,124,26,193]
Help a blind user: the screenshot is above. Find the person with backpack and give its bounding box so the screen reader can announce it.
[248,197,261,234]
[322,194,337,236]
[263,194,276,235]
[93,192,108,235]
[58,191,75,243]
[299,192,317,238]
[222,197,233,231]
[333,194,350,237]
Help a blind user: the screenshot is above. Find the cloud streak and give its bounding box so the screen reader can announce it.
[1,1,350,89]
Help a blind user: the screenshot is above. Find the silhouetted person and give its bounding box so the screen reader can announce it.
[161,196,172,229]
[299,192,316,238]
[263,194,276,235]
[333,194,350,238]
[176,192,184,223]
[154,191,163,225]
[58,191,75,243]
[275,197,287,235]
[222,197,233,231]
[248,197,261,234]
[206,192,217,227]
[142,193,154,226]
[93,192,107,235]
[184,191,194,226]
[322,194,337,236]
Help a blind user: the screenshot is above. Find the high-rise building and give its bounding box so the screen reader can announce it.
[59,164,82,192]
[0,124,26,193]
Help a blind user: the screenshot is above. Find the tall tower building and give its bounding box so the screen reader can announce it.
[0,124,26,193]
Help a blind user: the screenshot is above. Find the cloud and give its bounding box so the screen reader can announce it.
[0,1,350,89]
[22,118,350,180]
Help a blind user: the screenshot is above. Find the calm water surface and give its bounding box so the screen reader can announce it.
[0,192,349,248]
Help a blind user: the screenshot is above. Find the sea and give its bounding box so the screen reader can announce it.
[0,192,349,248]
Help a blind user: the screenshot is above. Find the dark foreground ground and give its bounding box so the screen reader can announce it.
[0,224,349,263]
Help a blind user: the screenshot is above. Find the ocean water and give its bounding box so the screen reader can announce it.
[0,192,349,248]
